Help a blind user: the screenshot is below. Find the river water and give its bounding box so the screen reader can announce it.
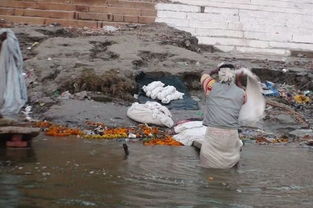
[1,136,313,208]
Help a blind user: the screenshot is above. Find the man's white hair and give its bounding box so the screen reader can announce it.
[218,67,235,83]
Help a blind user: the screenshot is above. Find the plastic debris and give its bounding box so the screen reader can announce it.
[103,25,119,32]
[261,81,280,96]
[294,94,311,104]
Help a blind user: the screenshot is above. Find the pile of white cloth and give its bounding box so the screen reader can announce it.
[173,121,206,145]
[127,101,174,128]
[0,29,27,115]
[142,81,184,104]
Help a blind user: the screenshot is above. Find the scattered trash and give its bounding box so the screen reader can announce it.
[144,136,183,146]
[293,94,311,104]
[305,140,313,146]
[74,91,89,100]
[21,105,32,121]
[262,81,280,96]
[27,42,39,50]
[32,120,183,146]
[59,91,73,100]
[255,137,289,144]
[47,57,52,61]
[103,25,119,33]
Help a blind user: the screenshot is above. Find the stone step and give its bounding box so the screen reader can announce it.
[0,11,154,25]
[33,0,155,9]
[0,8,75,19]
[0,1,155,11]
[76,12,155,23]
[0,15,130,28]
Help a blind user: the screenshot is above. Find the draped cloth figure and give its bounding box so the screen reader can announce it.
[0,29,27,115]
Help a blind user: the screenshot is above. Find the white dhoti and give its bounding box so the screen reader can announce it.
[200,127,243,169]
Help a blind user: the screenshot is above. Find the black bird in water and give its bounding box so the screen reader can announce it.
[123,143,129,156]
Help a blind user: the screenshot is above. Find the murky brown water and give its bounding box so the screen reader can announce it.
[1,136,313,208]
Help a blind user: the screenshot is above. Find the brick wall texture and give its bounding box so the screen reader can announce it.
[0,0,157,28]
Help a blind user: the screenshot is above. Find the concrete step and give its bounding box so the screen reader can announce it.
[76,12,155,23]
[0,15,130,28]
[0,8,154,24]
[0,1,155,11]
[0,8,75,19]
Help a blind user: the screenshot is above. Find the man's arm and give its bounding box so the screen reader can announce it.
[200,67,218,95]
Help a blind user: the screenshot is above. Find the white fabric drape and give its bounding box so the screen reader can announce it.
[200,127,243,169]
[236,68,265,124]
[0,29,27,115]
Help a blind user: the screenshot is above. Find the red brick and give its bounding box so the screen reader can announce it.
[34,0,72,4]
[138,16,155,24]
[0,8,15,16]
[112,14,123,22]
[77,12,109,21]
[123,15,138,23]
[140,9,156,17]
[0,1,36,9]
[35,3,77,11]
[75,5,89,12]
[0,15,46,25]
[108,1,155,9]
[72,0,108,5]
[15,9,75,19]
[45,18,99,28]
[89,6,142,16]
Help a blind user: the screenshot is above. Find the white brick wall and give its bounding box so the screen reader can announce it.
[156,1,313,55]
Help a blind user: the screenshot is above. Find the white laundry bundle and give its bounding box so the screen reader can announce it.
[142,81,184,104]
[0,29,27,115]
[236,68,265,125]
[127,101,174,128]
[173,121,206,146]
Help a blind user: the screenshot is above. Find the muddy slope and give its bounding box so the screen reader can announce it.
[9,24,312,129]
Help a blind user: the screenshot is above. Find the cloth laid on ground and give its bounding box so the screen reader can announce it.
[236,68,265,125]
[0,29,27,115]
[127,101,174,128]
[136,72,199,110]
[143,81,184,104]
[200,127,243,169]
[173,121,206,145]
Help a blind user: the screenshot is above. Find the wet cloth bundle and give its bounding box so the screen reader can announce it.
[0,29,27,115]
[173,121,206,146]
[127,101,174,128]
[200,127,243,169]
[136,72,199,110]
[236,68,265,124]
[143,81,184,104]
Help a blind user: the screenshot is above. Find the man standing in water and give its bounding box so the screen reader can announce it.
[200,63,245,169]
